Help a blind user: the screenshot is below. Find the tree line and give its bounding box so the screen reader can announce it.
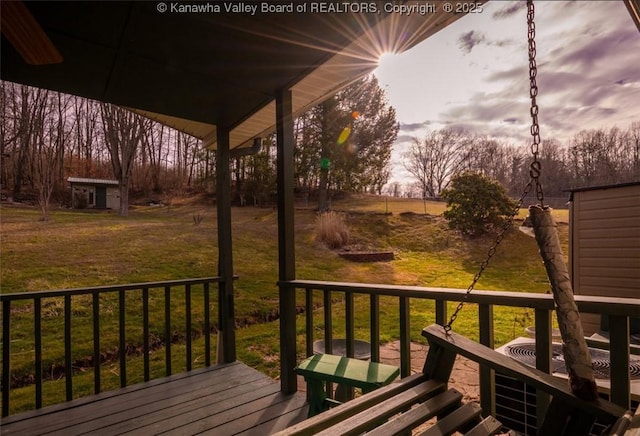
[0,75,398,217]
[0,81,208,217]
[398,124,640,203]
[2,76,637,218]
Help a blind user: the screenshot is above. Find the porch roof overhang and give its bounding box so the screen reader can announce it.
[625,0,640,33]
[0,1,482,150]
[2,1,640,149]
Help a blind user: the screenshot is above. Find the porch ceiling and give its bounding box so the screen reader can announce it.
[0,1,477,149]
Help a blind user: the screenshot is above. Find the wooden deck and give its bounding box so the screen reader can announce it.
[0,362,308,435]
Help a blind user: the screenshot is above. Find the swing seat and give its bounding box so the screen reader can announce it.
[422,325,633,435]
[278,325,633,435]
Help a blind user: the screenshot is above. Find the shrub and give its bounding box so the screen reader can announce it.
[441,171,516,236]
[316,211,350,249]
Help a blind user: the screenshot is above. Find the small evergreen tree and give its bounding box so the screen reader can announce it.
[441,171,515,236]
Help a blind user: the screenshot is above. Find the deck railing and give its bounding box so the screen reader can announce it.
[1,277,225,417]
[3,277,638,425]
[281,279,640,425]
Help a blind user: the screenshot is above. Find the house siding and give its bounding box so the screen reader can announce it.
[569,183,640,335]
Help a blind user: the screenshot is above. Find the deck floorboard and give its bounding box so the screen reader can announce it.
[0,362,308,436]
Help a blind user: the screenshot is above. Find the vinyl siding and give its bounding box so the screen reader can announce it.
[569,183,640,335]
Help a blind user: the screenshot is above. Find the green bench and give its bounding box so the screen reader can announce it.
[295,353,400,417]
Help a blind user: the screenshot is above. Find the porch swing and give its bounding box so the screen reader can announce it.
[279,1,637,435]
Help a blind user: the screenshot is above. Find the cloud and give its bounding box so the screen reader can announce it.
[485,65,527,83]
[399,121,431,132]
[384,0,640,177]
[615,78,640,89]
[395,121,434,144]
[458,30,486,54]
[492,2,526,20]
[552,27,639,71]
[441,90,528,122]
[465,5,640,144]
[492,38,518,48]
[396,134,418,144]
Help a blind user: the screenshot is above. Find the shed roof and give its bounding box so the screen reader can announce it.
[68,177,119,186]
[566,181,640,194]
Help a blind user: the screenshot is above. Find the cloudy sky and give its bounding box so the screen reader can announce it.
[373,0,640,185]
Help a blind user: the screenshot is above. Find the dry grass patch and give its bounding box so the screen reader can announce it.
[315,211,350,249]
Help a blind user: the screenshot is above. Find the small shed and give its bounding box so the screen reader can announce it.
[568,181,640,336]
[68,177,120,209]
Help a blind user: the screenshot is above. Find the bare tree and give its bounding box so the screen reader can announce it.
[404,128,473,199]
[626,122,640,181]
[73,97,100,177]
[33,92,73,220]
[537,139,570,197]
[568,128,632,187]
[0,81,17,193]
[384,181,402,198]
[140,122,169,194]
[100,104,149,216]
[6,85,49,200]
[465,138,516,188]
[176,131,199,190]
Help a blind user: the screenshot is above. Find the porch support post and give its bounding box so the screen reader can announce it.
[276,88,297,394]
[216,125,236,363]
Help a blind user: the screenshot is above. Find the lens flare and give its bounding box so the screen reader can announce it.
[352,111,360,119]
[346,142,357,155]
[337,126,351,145]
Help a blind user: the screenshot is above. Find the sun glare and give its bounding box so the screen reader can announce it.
[376,51,400,76]
[377,51,398,66]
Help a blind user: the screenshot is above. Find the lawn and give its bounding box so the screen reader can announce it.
[0,195,569,413]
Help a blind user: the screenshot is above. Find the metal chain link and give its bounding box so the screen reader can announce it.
[444,0,544,333]
[527,0,544,206]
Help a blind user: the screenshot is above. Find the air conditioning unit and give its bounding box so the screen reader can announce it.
[494,337,640,436]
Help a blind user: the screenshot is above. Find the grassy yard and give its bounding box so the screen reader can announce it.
[0,195,569,413]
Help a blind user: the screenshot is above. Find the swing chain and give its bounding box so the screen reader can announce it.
[443,182,533,333]
[527,0,544,207]
[444,0,544,333]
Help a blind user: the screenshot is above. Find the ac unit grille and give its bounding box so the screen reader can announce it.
[495,375,538,436]
[496,338,640,436]
[494,372,631,436]
[503,343,640,380]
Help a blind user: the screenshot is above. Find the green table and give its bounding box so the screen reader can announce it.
[295,353,400,417]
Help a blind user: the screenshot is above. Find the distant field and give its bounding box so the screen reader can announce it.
[331,194,569,223]
[0,195,569,413]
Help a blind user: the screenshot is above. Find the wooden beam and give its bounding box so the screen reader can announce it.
[370,294,380,362]
[216,126,236,363]
[0,1,63,65]
[399,295,411,377]
[608,315,631,409]
[535,308,553,429]
[478,304,495,417]
[276,88,297,394]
